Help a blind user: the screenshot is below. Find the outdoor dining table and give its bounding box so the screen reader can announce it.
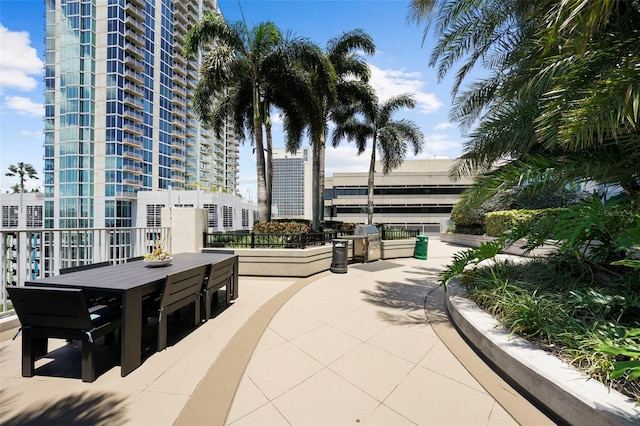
[24,252,239,377]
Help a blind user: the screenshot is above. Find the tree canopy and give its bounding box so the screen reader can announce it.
[409,0,640,200]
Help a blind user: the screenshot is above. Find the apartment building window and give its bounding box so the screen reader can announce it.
[146,204,165,227]
[2,205,19,227]
[241,208,249,227]
[174,204,194,207]
[204,203,218,228]
[223,205,233,228]
[27,206,43,227]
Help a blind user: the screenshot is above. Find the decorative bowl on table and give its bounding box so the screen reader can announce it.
[144,257,173,267]
[143,248,172,267]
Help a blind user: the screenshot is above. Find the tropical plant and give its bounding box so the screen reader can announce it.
[597,329,640,381]
[438,240,504,289]
[332,93,425,224]
[286,29,375,231]
[506,197,640,269]
[184,12,334,223]
[408,0,640,201]
[6,162,38,193]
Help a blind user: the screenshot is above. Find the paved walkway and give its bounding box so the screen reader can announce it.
[0,239,553,425]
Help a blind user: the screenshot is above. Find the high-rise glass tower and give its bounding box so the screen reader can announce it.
[43,0,238,230]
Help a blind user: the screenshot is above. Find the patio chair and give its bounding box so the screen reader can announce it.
[201,258,235,322]
[7,286,122,383]
[156,265,207,351]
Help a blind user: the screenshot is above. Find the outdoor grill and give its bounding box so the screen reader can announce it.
[352,224,381,263]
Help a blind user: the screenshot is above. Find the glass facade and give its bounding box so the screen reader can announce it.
[44,0,239,234]
[271,147,311,219]
[273,157,305,217]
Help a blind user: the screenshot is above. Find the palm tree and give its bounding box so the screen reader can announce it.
[184,13,334,222]
[6,162,38,193]
[332,93,425,224]
[304,29,375,232]
[184,15,277,223]
[408,0,640,199]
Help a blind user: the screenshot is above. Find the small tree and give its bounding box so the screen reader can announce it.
[333,93,424,224]
[6,162,38,193]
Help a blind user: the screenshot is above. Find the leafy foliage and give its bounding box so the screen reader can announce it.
[253,221,311,235]
[332,93,424,224]
[457,257,640,401]
[5,162,38,192]
[597,329,640,381]
[508,197,640,267]
[439,240,503,289]
[450,185,586,235]
[484,208,561,237]
[409,0,640,198]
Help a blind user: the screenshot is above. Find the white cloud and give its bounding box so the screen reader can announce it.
[423,134,461,153]
[323,134,461,177]
[4,96,43,116]
[369,64,443,114]
[0,25,44,92]
[434,122,453,130]
[325,144,370,176]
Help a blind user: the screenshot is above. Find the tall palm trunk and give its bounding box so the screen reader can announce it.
[367,137,377,225]
[264,114,274,221]
[318,137,326,230]
[253,85,268,223]
[311,133,326,232]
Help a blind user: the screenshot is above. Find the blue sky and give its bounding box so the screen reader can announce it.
[0,0,467,197]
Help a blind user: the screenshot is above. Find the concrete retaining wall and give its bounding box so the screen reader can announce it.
[440,233,556,257]
[204,238,418,277]
[381,239,416,260]
[203,245,333,278]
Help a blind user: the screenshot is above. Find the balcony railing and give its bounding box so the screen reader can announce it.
[1,226,170,316]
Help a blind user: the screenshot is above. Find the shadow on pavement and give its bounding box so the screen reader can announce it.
[1,391,127,425]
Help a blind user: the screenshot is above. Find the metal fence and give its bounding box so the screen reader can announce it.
[1,226,170,316]
[380,228,419,240]
[203,231,338,249]
[335,227,419,240]
[203,226,419,249]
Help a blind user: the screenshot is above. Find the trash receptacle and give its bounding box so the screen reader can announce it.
[414,235,429,260]
[330,239,348,273]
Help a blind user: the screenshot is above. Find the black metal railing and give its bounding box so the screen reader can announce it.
[381,228,419,240]
[203,227,419,249]
[336,227,419,240]
[203,231,338,249]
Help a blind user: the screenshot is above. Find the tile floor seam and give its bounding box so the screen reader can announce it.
[417,350,494,397]
[325,349,414,404]
[305,336,369,369]
[228,377,276,425]
[374,401,420,425]
[365,327,437,365]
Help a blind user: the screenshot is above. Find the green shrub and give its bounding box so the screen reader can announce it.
[506,197,639,266]
[485,209,562,237]
[253,221,310,234]
[451,186,589,235]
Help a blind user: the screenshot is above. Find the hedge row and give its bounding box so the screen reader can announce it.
[253,221,311,234]
[485,208,566,237]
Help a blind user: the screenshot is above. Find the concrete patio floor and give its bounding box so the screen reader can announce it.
[0,239,554,425]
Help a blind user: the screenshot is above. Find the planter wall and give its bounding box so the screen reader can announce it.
[381,238,416,260]
[204,238,418,278]
[203,245,333,278]
[439,233,556,257]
